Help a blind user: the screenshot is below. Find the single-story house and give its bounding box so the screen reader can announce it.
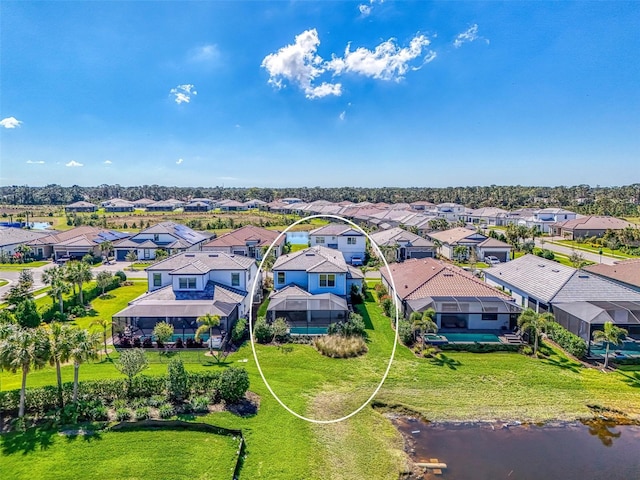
[218,199,247,211]
[202,225,285,260]
[551,216,636,239]
[369,227,436,262]
[583,259,640,293]
[427,227,512,263]
[65,201,97,213]
[0,227,51,257]
[146,199,185,212]
[133,198,156,209]
[380,258,520,330]
[112,251,260,345]
[103,198,135,212]
[28,226,130,260]
[183,201,212,212]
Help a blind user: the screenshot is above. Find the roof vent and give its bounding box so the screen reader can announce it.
[404,284,408,289]
[185,254,195,257]
[538,264,545,268]
[443,272,454,277]
[552,269,560,272]
[209,254,218,257]
[578,274,589,278]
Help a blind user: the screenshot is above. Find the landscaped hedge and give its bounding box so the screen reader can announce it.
[439,343,520,353]
[546,322,588,359]
[0,370,236,416]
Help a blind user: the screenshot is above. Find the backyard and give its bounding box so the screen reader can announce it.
[2,287,640,479]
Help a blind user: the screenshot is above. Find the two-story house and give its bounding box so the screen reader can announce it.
[308,223,366,264]
[268,246,364,333]
[113,222,209,261]
[202,225,285,260]
[369,227,436,262]
[112,251,260,345]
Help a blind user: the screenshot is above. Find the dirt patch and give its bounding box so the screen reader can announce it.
[225,391,260,417]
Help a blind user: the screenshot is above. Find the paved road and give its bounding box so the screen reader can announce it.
[0,261,146,300]
[534,238,618,265]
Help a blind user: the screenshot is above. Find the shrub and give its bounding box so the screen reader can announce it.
[374,283,388,298]
[254,316,273,344]
[135,406,151,420]
[327,313,366,338]
[188,371,222,398]
[190,395,210,413]
[153,321,174,347]
[397,320,414,346]
[132,337,141,348]
[218,367,250,404]
[350,284,364,304]
[142,337,153,348]
[272,317,289,343]
[159,403,175,419]
[314,335,368,358]
[166,359,189,403]
[88,403,109,421]
[521,345,534,356]
[381,297,394,317]
[546,322,588,358]
[232,317,247,344]
[175,337,184,348]
[115,407,132,421]
[114,271,127,283]
[147,395,166,407]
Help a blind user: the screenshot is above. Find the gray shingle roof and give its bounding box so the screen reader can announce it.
[0,227,51,247]
[551,272,640,303]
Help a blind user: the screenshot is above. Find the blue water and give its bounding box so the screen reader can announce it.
[443,333,502,343]
[29,222,52,230]
[590,340,640,358]
[290,326,327,335]
[286,232,310,245]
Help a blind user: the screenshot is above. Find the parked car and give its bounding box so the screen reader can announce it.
[485,256,501,265]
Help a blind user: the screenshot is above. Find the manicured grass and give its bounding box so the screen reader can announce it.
[3,295,640,479]
[73,281,147,331]
[0,428,239,480]
[289,243,309,252]
[256,295,270,317]
[129,262,153,270]
[0,261,50,270]
[551,239,637,259]
[0,279,7,287]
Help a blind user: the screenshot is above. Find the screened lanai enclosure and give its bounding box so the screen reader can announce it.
[267,289,348,335]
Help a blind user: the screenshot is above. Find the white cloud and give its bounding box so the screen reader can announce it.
[26,160,45,164]
[0,117,22,129]
[327,34,434,81]
[454,24,480,48]
[104,160,112,164]
[359,4,372,16]
[170,84,198,104]
[188,44,219,63]
[339,111,346,121]
[261,29,342,99]
[65,160,83,167]
[176,158,184,165]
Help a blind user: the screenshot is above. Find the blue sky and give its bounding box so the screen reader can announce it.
[1,1,638,188]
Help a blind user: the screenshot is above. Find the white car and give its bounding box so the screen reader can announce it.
[485,256,501,265]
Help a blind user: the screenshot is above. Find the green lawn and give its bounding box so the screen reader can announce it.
[0,279,7,287]
[289,243,309,252]
[551,239,637,259]
[0,428,239,480]
[0,261,50,271]
[2,293,640,478]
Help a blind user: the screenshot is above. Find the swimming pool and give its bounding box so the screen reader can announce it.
[590,340,640,358]
[443,333,502,343]
[289,326,328,335]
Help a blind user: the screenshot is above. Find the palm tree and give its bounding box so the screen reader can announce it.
[42,266,71,314]
[47,322,73,407]
[0,326,50,417]
[90,318,112,357]
[592,322,628,369]
[195,313,221,356]
[69,328,101,403]
[99,240,113,264]
[66,261,93,305]
[517,309,555,355]
[411,308,438,351]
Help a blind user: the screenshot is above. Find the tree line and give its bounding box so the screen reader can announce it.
[2,183,639,216]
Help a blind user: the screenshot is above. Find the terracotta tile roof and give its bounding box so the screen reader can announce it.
[554,215,634,231]
[203,225,284,249]
[427,227,480,245]
[582,259,640,289]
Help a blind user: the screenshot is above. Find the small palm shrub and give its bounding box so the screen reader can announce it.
[135,406,150,420]
[115,407,132,421]
[159,403,175,419]
[147,395,166,408]
[314,335,368,358]
[88,404,109,421]
[190,396,210,413]
[254,316,273,343]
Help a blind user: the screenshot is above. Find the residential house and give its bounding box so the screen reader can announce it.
[243,199,267,210]
[113,221,208,261]
[583,259,640,293]
[369,227,436,262]
[133,198,156,209]
[269,246,364,331]
[112,251,259,345]
[518,208,577,233]
[380,258,520,330]
[146,199,184,212]
[103,198,135,212]
[218,199,248,211]
[410,201,435,211]
[467,207,509,226]
[551,215,635,239]
[0,227,51,257]
[309,223,366,264]
[483,254,640,341]
[28,226,130,261]
[427,227,512,263]
[202,225,285,260]
[435,203,467,222]
[65,201,97,213]
[183,201,212,212]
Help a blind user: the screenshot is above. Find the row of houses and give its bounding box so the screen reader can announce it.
[65,197,269,213]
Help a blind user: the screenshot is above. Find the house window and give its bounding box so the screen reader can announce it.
[179,277,197,289]
[277,272,285,284]
[482,313,498,321]
[231,273,240,287]
[153,273,162,287]
[347,237,357,245]
[442,303,458,312]
[153,234,160,242]
[319,274,336,287]
[316,236,325,244]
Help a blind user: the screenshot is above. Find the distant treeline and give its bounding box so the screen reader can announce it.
[1,184,639,216]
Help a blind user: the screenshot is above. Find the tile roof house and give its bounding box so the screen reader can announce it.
[113,221,208,261]
[309,223,366,264]
[369,227,435,262]
[518,208,577,233]
[202,225,285,260]
[65,201,97,213]
[467,207,509,226]
[551,215,636,239]
[112,251,260,346]
[583,259,640,292]
[145,199,184,212]
[133,198,156,208]
[483,254,640,341]
[103,198,135,212]
[380,258,519,330]
[28,226,130,261]
[427,227,512,263]
[0,227,52,256]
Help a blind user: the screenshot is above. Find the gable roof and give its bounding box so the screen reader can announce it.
[29,226,129,247]
[477,237,512,248]
[369,227,434,248]
[309,223,363,236]
[272,246,348,273]
[554,215,635,231]
[203,225,284,249]
[427,227,485,245]
[551,271,640,303]
[583,259,640,290]
[65,201,96,208]
[135,222,207,245]
[381,258,510,301]
[0,227,51,247]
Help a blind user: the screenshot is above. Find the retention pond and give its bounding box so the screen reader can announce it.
[394,417,640,479]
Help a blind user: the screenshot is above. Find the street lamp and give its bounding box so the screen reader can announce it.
[599,248,603,264]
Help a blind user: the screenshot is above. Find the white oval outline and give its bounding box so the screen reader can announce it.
[248,214,401,424]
